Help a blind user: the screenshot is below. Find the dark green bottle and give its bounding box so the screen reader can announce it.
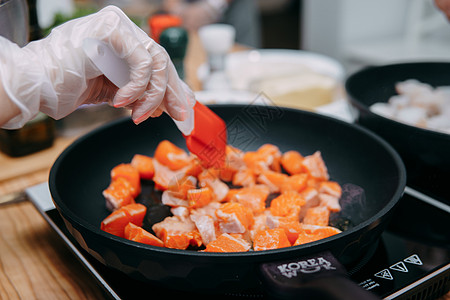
[159,27,188,79]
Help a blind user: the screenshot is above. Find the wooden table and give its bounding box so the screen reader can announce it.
[0,31,448,299]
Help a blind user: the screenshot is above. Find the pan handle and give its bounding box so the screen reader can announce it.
[259,250,380,300]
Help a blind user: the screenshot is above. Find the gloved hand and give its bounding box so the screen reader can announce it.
[0,5,195,129]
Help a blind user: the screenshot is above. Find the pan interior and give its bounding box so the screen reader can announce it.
[50,105,405,252]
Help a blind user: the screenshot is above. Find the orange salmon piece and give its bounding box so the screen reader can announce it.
[187,187,213,209]
[253,228,291,251]
[152,159,184,191]
[167,174,197,199]
[203,233,251,252]
[281,150,305,175]
[216,202,254,234]
[257,170,289,193]
[319,181,342,198]
[152,216,202,249]
[229,185,270,215]
[298,187,320,221]
[257,144,282,172]
[319,194,341,212]
[293,224,341,246]
[280,173,309,193]
[266,215,303,245]
[198,169,229,202]
[270,191,306,219]
[100,209,130,238]
[184,157,204,177]
[303,206,330,226]
[190,214,218,245]
[121,203,147,227]
[301,151,329,181]
[124,223,164,247]
[102,177,135,211]
[232,168,256,187]
[100,203,147,238]
[154,140,191,170]
[243,151,270,175]
[220,145,245,182]
[131,154,154,180]
[111,163,141,197]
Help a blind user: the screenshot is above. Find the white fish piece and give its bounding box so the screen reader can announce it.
[191,214,217,245]
[370,102,396,118]
[427,114,450,133]
[396,79,432,96]
[396,106,428,126]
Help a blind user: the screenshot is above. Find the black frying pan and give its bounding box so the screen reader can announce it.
[345,62,450,204]
[49,105,406,298]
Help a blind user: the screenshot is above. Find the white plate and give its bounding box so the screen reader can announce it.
[194,90,354,123]
[198,49,345,91]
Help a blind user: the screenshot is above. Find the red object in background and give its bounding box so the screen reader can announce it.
[148,14,183,43]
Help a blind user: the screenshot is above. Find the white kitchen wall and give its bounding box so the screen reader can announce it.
[301,0,450,74]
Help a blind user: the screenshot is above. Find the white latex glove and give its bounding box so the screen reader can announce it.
[0,5,195,129]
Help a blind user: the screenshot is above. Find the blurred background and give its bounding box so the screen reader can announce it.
[30,0,450,74]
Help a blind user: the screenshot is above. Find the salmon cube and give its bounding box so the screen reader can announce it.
[131,154,154,180]
[100,203,146,237]
[253,228,291,251]
[319,181,342,198]
[190,214,217,245]
[257,144,282,172]
[269,191,306,219]
[229,185,270,215]
[167,174,197,199]
[124,223,164,247]
[281,150,305,175]
[162,190,189,207]
[121,203,147,227]
[152,159,183,191]
[293,224,341,246]
[301,151,329,181]
[102,177,135,211]
[280,173,309,193]
[303,206,330,226]
[100,209,130,238]
[257,170,289,193]
[266,215,303,245]
[198,169,229,202]
[299,187,320,221]
[319,194,341,212]
[232,168,256,187]
[111,163,141,197]
[243,151,269,175]
[154,140,191,170]
[152,216,202,249]
[187,187,213,209]
[216,202,254,234]
[203,233,251,252]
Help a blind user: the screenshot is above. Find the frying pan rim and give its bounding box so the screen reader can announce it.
[345,61,450,140]
[49,105,406,259]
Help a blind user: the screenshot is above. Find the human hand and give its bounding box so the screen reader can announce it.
[0,5,195,129]
[435,0,450,20]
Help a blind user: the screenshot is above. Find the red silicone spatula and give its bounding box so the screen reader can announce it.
[82,38,226,168]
